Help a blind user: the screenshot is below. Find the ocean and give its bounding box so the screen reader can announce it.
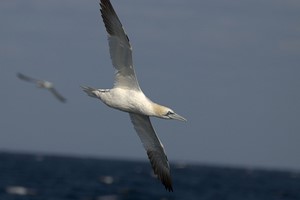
[0,152,299,200]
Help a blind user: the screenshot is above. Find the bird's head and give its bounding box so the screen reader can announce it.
[154,104,187,122]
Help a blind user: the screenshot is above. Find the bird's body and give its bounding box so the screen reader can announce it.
[83,86,169,117]
[17,72,67,103]
[37,81,53,89]
[82,0,186,191]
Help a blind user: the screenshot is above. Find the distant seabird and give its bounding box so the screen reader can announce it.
[81,0,186,191]
[17,72,66,103]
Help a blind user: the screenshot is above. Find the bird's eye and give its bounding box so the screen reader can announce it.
[166,111,173,116]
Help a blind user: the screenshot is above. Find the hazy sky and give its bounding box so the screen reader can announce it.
[1,0,300,171]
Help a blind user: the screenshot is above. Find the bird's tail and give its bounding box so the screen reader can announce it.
[81,86,99,98]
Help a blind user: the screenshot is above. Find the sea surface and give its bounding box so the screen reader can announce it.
[0,152,299,200]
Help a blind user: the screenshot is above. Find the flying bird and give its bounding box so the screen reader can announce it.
[82,0,186,191]
[17,72,67,103]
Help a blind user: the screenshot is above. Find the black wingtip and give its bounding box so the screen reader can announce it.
[163,176,173,192]
[16,72,32,82]
[147,151,174,192]
[16,72,25,79]
[99,0,130,43]
[165,183,174,192]
[99,0,116,36]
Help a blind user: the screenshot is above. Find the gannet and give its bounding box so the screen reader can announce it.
[81,0,186,191]
[17,72,67,103]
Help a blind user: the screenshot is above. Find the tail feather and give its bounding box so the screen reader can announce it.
[81,86,98,98]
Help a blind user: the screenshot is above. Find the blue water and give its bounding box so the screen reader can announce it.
[0,152,299,200]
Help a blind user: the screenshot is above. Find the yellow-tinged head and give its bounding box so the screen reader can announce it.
[152,103,187,122]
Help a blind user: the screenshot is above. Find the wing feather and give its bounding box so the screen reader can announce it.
[49,88,67,103]
[100,0,140,90]
[17,72,39,83]
[129,113,173,191]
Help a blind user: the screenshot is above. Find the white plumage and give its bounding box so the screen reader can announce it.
[82,0,186,191]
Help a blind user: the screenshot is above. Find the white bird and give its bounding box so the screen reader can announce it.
[17,72,67,103]
[82,0,186,191]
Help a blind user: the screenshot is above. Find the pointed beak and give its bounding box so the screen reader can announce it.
[170,113,187,122]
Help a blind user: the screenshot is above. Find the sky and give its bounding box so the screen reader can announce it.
[1,0,300,171]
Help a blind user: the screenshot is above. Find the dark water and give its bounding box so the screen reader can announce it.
[0,152,299,200]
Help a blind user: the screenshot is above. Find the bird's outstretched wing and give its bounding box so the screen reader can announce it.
[17,72,67,103]
[100,0,140,90]
[17,72,39,83]
[49,87,67,103]
[129,113,173,191]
